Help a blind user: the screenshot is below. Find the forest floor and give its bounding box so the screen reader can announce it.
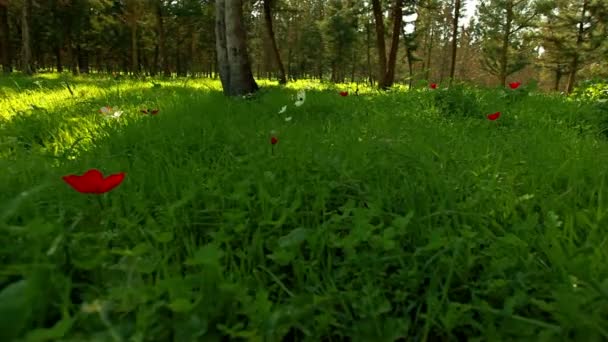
[1,74,608,341]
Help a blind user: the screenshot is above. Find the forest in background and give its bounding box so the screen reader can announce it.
[0,0,607,93]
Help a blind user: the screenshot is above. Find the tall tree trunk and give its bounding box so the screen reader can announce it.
[0,0,11,73]
[371,0,387,88]
[401,23,415,89]
[384,0,403,89]
[55,46,63,72]
[554,67,562,91]
[566,0,588,94]
[77,44,88,74]
[21,0,33,75]
[215,0,230,90]
[366,20,373,85]
[156,0,170,77]
[499,0,513,86]
[131,24,138,75]
[449,0,461,84]
[425,25,434,81]
[263,0,287,84]
[215,0,258,96]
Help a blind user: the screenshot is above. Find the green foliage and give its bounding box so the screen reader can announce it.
[571,79,608,101]
[432,84,484,119]
[2,75,608,340]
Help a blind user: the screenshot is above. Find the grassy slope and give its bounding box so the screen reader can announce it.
[1,74,607,341]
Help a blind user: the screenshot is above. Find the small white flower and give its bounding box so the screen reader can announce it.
[285,116,292,122]
[295,90,306,107]
[279,106,287,114]
[104,110,123,119]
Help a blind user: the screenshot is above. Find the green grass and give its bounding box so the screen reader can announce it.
[1,73,608,341]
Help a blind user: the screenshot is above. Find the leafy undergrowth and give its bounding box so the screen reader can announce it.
[1,74,608,341]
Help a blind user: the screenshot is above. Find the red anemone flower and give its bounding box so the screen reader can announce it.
[339,91,348,97]
[271,136,278,145]
[487,112,501,121]
[62,169,125,194]
[430,83,437,89]
[508,82,521,89]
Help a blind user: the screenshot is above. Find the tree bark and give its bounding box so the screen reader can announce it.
[449,0,461,84]
[131,24,138,75]
[371,0,387,88]
[156,0,170,77]
[263,0,287,84]
[499,0,513,86]
[215,0,258,96]
[0,0,11,73]
[566,0,588,94]
[21,0,33,75]
[384,0,403,89]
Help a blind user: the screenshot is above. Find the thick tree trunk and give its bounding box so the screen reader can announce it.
[449,0,461,84]
[215,0,258,96]
[384,0,403,88]
[77,44,88,74]
[263,0,287,84]
[21,0,33,75]
[0,1,11,73]
[499,0,513,86]
[566,0,588,94]
[215,0,230,90]
[371,0,387,88]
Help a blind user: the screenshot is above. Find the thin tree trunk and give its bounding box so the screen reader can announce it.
[554,67,562,91]
[566,0,588,94]
[426,24,434,81]
[366,20,372,85]
[131,24,138,75]
[499,0,513,86]
[156,0,170,77]
[55,46,63,72]
[449,0,461,84]
[21,0,33,75]
[263,0,287,84]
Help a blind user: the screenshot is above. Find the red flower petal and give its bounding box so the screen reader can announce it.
[487,112,501,121]
[509,82,521,89]
[430,83,437,89]
[339,91,348,97]
[99,173,126,193]
[62,169,125,194]
[270,136,278,145]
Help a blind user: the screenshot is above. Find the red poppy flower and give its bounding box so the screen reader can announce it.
[430,83,437,89]
[270,136,278,145]
[62,169,125,194]
[487,112,501,121]
[508,82,521,89]
[339,91,348,97]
